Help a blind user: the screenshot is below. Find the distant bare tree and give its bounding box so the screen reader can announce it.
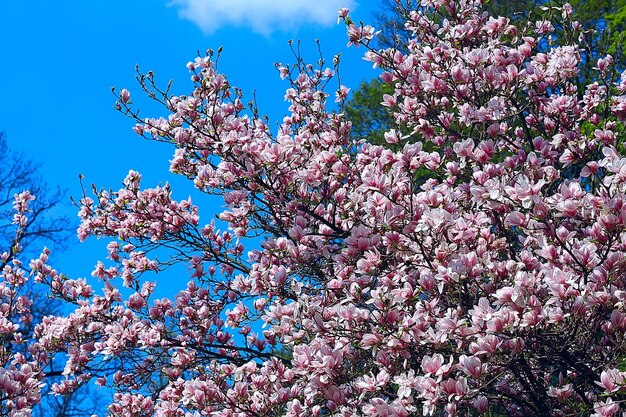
[0,132,105,417]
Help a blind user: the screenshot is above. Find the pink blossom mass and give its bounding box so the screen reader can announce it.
[2,0,626,416]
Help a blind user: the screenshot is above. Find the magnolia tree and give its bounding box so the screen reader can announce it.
[12,0,626,416]
[0,191,51,416]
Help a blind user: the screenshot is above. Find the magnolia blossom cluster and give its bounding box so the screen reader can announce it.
[9,0,626,416]
[0,192,52,417]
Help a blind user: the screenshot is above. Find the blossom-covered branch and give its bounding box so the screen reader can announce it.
[28,1,626,416]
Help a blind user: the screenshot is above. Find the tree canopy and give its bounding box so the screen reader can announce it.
[2,1,626,416]
[346,0,626,145]
[0,134,104,417]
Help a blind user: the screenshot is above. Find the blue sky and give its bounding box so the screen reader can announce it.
[0,0,379,295]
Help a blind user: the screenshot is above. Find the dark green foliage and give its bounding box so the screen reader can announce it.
[344,78,396,146]
[571,0,626,78]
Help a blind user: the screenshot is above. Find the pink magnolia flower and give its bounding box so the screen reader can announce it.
[596,369,625,393]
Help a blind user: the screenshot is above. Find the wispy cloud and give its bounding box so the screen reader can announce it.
[169,0,356,35]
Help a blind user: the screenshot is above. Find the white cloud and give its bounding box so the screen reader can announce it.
[169,0,356,35]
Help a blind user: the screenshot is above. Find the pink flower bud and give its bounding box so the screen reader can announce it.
[120,89,130,104]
